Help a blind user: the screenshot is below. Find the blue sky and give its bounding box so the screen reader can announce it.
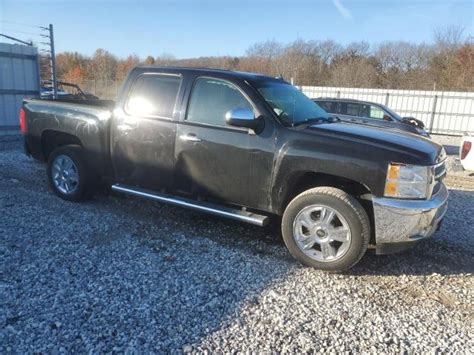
[0,0,472,59]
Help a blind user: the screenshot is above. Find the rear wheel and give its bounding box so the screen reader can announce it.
[47,145,92,202]
[281,187,370,272]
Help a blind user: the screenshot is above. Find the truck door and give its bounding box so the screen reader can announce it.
[174,77,256,207]
[110,73,183,191]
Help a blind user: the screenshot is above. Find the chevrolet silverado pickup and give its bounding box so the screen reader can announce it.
[20,67,449,271]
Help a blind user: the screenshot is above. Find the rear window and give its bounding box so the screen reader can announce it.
[339,102,360,116]
[316,100,336,113]
[126,74,181,118]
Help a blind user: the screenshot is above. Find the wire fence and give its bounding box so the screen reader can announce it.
[301,86,474,136]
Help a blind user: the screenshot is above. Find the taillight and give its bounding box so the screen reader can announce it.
[19,108,27,135]
[461,141,472,160]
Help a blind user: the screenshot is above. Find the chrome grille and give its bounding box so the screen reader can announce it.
[431,158,447,196]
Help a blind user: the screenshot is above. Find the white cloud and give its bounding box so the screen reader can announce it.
[332,0,353,19]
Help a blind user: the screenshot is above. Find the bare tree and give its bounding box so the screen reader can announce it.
[54,26,473,94]
[88,49,117,82]
[116,54,140,81]
[144,55,156,65]
[434,25,464,51]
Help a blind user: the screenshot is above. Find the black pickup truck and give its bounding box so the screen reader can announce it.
[20,67,448,271]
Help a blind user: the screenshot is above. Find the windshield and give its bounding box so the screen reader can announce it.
[255,81,330,125]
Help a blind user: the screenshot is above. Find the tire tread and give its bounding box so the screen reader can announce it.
[282,186,370,272]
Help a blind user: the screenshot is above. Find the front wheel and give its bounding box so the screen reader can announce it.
[281,187,370,272]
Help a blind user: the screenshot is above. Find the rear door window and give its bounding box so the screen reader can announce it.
[317,100,335,113]
[126,74,181,118]
[339,102,360,116]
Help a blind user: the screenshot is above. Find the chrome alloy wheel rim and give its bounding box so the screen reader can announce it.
[293,205,352,262]
[51,155,79,195]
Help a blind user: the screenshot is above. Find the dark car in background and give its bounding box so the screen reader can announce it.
[313,98,430,137]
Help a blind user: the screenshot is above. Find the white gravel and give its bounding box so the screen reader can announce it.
[1,138,473,353]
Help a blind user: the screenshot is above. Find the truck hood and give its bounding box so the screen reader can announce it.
[305,122,442,165]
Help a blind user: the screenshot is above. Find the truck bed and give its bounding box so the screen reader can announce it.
[22,98,114,177]
[37,97,116,109]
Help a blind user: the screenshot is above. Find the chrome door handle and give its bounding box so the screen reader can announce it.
[179,134,202,142]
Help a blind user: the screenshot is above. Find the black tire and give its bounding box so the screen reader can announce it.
[47,145,92,202]
[281,187,370,272]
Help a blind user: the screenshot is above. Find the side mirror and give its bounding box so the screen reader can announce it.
[402,116,425,129]
[225,108,263,132]
[383,114,392,121]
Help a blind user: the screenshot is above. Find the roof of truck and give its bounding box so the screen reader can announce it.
[135,66,285,83]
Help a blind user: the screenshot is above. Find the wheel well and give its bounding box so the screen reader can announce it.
[283,172,375,243]
[41,130,82,161]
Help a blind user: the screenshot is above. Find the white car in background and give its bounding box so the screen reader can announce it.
[460,133,474,171]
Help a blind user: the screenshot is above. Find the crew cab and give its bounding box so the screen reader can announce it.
[20,67,448,271]
[313,98,430,137]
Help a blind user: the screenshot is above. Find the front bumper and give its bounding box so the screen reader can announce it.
[372,183,448,254]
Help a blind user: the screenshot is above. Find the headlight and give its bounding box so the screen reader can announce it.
[384,163,431,199]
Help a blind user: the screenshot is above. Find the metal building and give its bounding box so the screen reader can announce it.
[0,42,40,135]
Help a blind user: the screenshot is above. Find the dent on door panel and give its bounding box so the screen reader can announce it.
[174,125,251,205]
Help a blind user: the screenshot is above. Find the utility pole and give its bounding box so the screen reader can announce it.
[49,24,57,99]
[40,24,57,99]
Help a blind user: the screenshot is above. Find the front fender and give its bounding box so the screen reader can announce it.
[270,138,386,214]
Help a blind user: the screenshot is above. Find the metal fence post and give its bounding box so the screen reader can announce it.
[337,90,341,98]
[428,94,438,133]
[46,24,58,99]
[385,92,390,106]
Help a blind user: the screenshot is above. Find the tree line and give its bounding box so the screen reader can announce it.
[52,26,473,92]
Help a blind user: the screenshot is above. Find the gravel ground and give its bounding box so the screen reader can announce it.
[1,137,473,353]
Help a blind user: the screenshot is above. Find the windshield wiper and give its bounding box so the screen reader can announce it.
[294,116,336,127]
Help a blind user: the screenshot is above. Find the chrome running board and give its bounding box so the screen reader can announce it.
[111,184,269,227]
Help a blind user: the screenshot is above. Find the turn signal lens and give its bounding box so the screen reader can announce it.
[384,181,398,196]
[384,163,430,199]
[387,165,400,180]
